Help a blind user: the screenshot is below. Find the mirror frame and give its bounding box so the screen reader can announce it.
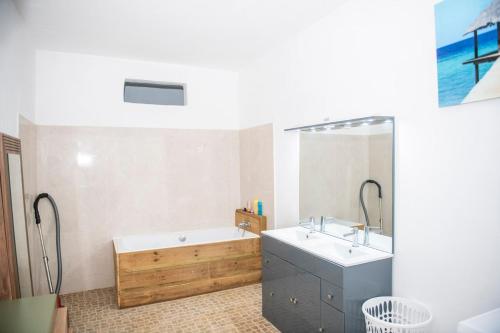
[0,133,33,299]
[286,116,395,253]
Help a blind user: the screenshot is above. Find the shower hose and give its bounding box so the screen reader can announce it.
[34,193,62,294]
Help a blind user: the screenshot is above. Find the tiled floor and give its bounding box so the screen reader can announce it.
[61,283,279,333]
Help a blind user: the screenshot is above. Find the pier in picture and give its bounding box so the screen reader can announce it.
[435,0,500,107]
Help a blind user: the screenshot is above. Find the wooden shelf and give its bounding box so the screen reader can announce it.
[235,209,267,235]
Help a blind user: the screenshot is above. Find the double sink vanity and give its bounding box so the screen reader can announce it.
[262,117,395,332]
[261,227,392,333]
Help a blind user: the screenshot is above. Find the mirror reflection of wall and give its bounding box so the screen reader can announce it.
[299,120,393,243]
[8,154,33,297]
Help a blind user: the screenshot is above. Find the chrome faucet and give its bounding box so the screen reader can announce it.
[238,221,251,236]
[343,226,360,247]
[364,226,375,246]
[320,216,326,232]
[309,216,315,233]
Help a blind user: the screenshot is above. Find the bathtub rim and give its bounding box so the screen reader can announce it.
[113,226,260,254]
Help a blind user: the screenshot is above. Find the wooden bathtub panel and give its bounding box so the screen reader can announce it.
[118,270,262,308]
[118,238,260,272]
[116,238,262,308]
[119,262,210,290]
[120,255,261,290]
[209,255,261,278]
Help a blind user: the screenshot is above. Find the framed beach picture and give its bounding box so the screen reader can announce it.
[435,0,500,107]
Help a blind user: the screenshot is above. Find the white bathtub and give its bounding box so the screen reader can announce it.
[113,226,259,254]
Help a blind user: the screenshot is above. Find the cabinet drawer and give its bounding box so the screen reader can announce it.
[320,302,344,333]
[262,235,343,287]
[262,251,285,269]
[321,280,344,312]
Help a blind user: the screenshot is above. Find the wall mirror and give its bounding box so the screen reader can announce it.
[8,153,33,297]
[291,116,394,253]
[0,134,33,299]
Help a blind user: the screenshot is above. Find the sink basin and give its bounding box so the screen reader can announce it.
[314,242,370,262]
[262,227,392,267]
[331,243,368,259]
[294,229,321,241]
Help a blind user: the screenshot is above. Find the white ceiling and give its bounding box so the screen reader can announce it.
[15,0,345,70]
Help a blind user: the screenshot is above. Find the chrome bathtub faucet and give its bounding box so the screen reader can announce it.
[238,221,251,236]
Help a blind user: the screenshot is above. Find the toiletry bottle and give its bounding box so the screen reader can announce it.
[253,199,259,215]
[258,200,263,216]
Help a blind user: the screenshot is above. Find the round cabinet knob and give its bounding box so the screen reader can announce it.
[265,259,270,264]
[318,328,324,332]
[292,298,298,304]
[269,292,274,297]
[289,297,294,303]
[327,294,333,300]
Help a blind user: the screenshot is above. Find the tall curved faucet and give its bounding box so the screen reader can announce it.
[359,179,384,245]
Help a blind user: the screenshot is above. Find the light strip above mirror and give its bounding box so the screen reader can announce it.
[284,116,394,132]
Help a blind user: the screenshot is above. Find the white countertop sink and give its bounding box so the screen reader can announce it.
[262,227,393,267]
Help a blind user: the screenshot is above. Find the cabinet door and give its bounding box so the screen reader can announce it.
[262,252,295,306]
[320,302,345,333]
[290,267,321,332]
[262,250,321,333]
[262,255,296,332]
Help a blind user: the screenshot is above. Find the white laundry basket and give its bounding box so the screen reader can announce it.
[362,297,432,333]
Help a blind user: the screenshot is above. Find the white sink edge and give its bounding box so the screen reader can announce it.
[262,227,393,267]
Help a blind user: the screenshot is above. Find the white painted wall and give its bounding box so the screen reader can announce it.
[239,0,500,331]
[35,50,239,129]
[0,0,35,137]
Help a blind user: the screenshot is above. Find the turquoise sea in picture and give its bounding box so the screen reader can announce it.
[434,0,500,107]
[437,29,497,107]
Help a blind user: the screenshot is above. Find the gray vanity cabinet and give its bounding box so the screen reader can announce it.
[262,235,392,333]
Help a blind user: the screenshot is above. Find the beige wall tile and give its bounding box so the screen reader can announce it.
[300,133,370,223]
[35,126,241,294]
[368,134,393,236]
[239,124,275,229]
